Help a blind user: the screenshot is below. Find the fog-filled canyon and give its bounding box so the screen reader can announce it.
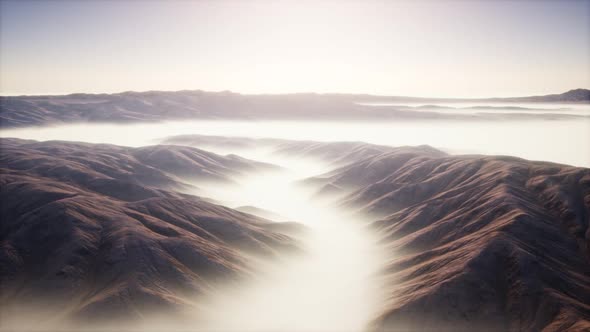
[1,91,590,332]
[3,0,590,329]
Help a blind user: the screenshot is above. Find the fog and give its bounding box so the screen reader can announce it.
[188,153,386,332]
[1,114,589,331]
[1,148,387,332]
[2,118,589,167]
[358,102,590,116]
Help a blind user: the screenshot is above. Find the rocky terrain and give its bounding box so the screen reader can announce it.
[158,135,590,331]
[1,89,587,127]
[0,139,299,328]
[1,138,277,191]
[305,144,590,331]
[162,134,408,167]
[2,134,590,331]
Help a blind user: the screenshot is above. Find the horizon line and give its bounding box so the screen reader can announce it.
[1,87,589,100]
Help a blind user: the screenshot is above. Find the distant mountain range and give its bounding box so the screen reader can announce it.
[0,89,588,128]
[350,88,590,103]
[493,88,590,102]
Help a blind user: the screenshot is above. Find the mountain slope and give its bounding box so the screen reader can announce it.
[0,139,298,328]
[0,138,277,192]
[311,150,590,331]
[491,88,590,103]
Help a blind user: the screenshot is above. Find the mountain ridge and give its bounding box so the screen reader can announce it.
[3,88,588,102]
[1,89,587,128]
[0,139,300,328]
[297,143,590,331]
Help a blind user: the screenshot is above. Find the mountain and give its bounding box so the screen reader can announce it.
[351,88,590,104]
[158,135,590,330]
[302,145,446,189]
[492,88,590,103]
[1,89,587,128]
[0,138,278,193]
[162,134,402,166]
[162,134,290,152]
[303,145,590,331]
[0,139,299,328]
[0,91,370,127]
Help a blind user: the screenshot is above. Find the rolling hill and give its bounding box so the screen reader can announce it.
[0,139,299,329]
[304,144,590,331]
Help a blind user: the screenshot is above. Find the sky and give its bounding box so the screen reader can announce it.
[0,0,589,97]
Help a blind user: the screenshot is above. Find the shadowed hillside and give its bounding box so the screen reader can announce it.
[2,136,590,331]
[0,139,299,328]
[306,145,590,331]
[158,135,590,330]
[0,138,278,192]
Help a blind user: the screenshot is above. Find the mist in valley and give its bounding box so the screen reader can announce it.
[2,112,589,330]
[2,116,589,167]
[0,132,390,332]
[2,0,590,331]
[191,156,387,332]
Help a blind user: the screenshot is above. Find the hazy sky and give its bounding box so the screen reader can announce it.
[1,0,589,97]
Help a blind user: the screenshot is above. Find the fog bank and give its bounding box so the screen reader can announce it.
[1,119,589,166]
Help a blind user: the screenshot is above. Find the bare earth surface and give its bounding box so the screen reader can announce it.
[157,134,590,331]
[0,139,299,329]
[1,133,590,331]
[305,145,590,331]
